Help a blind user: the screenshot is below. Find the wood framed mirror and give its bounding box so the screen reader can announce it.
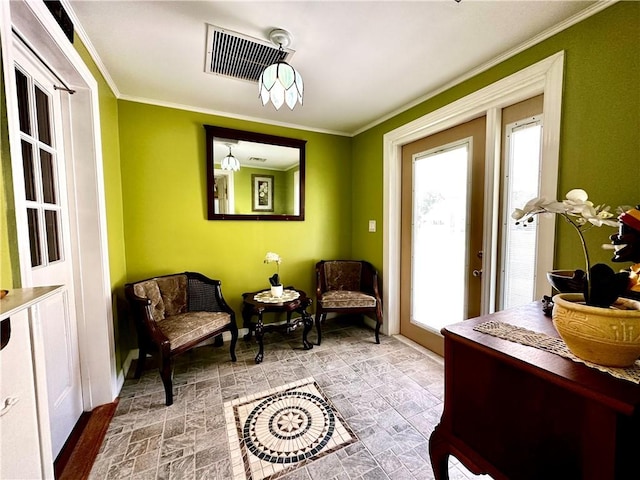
[205,125,306,221]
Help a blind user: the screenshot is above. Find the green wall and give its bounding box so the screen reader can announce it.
[0,35,20,289]
[118,101,352,315]
[352,1,640,276]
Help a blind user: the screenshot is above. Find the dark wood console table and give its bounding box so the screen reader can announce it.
[429,302,640,480]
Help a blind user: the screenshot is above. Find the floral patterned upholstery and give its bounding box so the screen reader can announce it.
[319,290,377,308]
[125,271,238,406]
[133,280,165,321]
[156,274,188,316]
[316,260,383,345]
[324,261,362,291]
[158,311,231,351]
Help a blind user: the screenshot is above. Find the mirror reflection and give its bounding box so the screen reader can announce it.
[205,126,306,220]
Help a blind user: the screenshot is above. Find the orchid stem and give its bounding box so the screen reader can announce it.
[561,213,591,301]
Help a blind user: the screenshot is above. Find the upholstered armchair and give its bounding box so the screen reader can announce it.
[125,271,238,406]
[315,260,383,344]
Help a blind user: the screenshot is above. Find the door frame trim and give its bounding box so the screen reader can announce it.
[2,0,118,408]
[383,52,564,336]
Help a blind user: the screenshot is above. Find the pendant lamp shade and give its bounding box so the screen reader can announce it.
[221,146,240,171]
[258,29,303,110]
[259,60,303,110]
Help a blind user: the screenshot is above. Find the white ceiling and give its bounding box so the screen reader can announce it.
[67,0,603,136]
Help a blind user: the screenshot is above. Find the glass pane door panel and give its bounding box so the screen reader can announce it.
[41,150,57,204]
[15,66,63,268]
[45,210,61,262]
[15,69,31,135]
[35,85,52,146]
[27,208,42,267]
[412,144,469,332]
[22,140,36,201]
[502,122,542,309]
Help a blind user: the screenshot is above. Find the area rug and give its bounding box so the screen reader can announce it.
[224,377,357,480]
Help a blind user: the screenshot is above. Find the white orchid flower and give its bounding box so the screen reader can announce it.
[542,201,567,214]
[512,189,624,301]
[511,208,525,220]
[264,252,281,264]
[565,188,589,202]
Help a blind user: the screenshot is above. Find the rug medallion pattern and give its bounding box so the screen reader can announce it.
[225,377,357,480]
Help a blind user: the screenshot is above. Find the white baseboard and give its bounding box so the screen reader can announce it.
[116,348,138,393]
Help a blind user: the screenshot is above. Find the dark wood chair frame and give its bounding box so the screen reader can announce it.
[315,260,383,345]
[125,271,238,406]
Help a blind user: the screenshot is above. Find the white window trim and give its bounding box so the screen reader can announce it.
[383,52,564,336]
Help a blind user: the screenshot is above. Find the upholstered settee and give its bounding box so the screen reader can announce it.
[125,272,238,405]
[315,260,383,344]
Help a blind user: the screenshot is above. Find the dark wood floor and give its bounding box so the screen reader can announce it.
[55,401,118,480]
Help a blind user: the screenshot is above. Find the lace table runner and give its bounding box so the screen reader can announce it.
[253,289,300,303]
[473,321,640,384]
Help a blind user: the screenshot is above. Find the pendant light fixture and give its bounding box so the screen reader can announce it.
[258,29,303,110]
[221,145,240,171]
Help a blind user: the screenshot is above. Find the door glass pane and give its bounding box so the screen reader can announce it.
[22,140,37,201]
[35,85,52,146]
[502,122,542,309]
[412,144,469,332]
[15,69,31,135]
[40,150,57,204]
[45,210,61,262]
[27,208,42,267]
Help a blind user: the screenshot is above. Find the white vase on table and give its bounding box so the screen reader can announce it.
[270,285,283,298]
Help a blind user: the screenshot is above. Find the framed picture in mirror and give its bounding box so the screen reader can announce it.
[252,174,274,212]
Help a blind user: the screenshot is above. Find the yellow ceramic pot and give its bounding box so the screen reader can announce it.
[552,293,640,367]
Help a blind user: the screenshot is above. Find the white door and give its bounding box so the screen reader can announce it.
[13,46,83,459]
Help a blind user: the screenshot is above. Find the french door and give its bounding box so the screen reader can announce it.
[399,95,545,355]
[400,117,486,355]
[13,44,83,459]
[498,95,544,310]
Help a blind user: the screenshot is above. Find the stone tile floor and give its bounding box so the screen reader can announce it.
[89,318,490,480]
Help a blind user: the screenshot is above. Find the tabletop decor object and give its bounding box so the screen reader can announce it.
[512,188,627,307]
[514,191,640,366]
[552,292,640,367]
[609,205,640,300]
[546,269,586,294]
[264,251,283,297]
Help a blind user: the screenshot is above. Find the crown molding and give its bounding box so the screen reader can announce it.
[118,94,350,137]
[61,0,120,97]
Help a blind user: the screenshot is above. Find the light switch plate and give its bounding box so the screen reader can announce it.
[368,220,376,232]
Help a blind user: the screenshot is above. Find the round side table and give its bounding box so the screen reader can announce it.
[241,287,314,364]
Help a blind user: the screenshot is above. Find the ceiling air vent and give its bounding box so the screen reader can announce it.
[205,25,294,83]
